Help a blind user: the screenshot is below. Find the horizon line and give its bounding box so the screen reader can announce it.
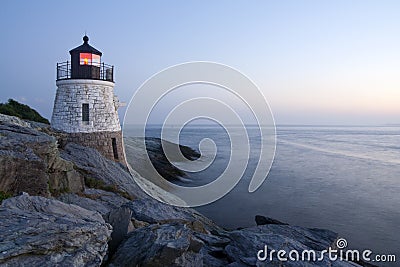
[122,123,400,127]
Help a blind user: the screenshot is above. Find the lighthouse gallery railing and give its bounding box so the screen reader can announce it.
[56,61,114,82]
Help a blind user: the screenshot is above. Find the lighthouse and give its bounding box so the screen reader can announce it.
[51,35,125,163]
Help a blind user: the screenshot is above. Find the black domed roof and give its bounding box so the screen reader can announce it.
[69,35,102,56]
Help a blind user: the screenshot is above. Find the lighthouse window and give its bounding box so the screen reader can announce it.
[80,53,92,65]
[112,138,119,159]
[82,103,89,122]
[80,53,101,67]
[92,54,101,67]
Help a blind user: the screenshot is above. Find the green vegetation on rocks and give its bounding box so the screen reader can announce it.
[0,99,49,124]
[0,191,12,204]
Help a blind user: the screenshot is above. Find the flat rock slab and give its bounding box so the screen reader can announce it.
[0,193,112,266]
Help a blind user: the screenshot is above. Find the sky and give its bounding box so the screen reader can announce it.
[0,1,399,125]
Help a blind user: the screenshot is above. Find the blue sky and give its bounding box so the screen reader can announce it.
[1,1,399,125]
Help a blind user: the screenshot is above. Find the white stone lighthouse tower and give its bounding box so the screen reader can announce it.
[51,35,125,163]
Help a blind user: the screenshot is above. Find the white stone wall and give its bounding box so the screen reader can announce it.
[51,79,122,133]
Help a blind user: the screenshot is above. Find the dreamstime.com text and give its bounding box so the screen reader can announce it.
[257,238,396,264]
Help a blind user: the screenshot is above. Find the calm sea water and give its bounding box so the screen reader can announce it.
[126,125,400,260]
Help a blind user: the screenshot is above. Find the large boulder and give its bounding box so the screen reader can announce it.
[0,193,112,266]
[225,225,357,266]
[0,115,84,196]
[104,206,134,255]
[58,188,131,216]
[58,189,135,260]
[60,142,187,206]
[109,223,205,267]
[123,197,220,233]
[60,142,147,199]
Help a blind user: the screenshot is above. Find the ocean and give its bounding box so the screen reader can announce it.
[124,125,400,262]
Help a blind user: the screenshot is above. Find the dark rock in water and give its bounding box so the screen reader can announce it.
[124,137,200,181]
[255,215,288,226]
[145,137,201,161]
[145,137,200,181]
[0,115,84,197]
[0,193,112,266]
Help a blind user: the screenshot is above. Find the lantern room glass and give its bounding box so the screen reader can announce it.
[80,53,101,66]
[92,54,100,67]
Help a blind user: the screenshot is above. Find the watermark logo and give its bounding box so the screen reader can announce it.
[123,62,276,207]
[336,238,348,249]
[257,238,396,264]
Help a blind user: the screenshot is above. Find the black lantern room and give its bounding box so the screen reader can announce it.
[56,35,114,82]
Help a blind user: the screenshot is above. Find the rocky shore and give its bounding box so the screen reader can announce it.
[0,114,361,266]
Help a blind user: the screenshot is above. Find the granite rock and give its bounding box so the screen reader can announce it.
[0,115,84,196]
[109,223,205,267]
[0,193,112,266]
[123,197,220,232]
[60,142,147,199]
[58,188,131,216]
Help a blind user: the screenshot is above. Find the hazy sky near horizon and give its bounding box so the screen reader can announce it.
[1,1,399,125]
